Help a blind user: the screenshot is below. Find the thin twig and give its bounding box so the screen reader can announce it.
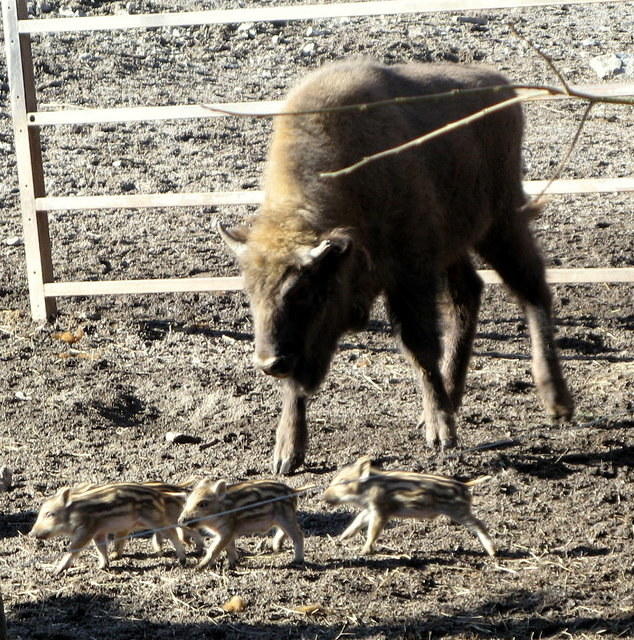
[201,82,634,121]
[511,23,572,94]
[321,92,546,178]
[533,102,594,201]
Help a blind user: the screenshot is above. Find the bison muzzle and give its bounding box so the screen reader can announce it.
[218,59,574,474]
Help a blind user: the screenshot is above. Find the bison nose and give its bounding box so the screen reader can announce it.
[254,354,294,378]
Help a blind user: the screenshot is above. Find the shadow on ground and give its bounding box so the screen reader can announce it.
[7,590,634,640]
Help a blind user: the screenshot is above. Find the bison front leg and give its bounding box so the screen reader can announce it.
[388,285,457,449]
[273,381,308,474]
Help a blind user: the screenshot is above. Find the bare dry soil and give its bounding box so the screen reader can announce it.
[1,1,633,638]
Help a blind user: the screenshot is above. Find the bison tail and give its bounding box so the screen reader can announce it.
[519,196,547,220]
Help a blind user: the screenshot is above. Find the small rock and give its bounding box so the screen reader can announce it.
[305,26,328,37]
[165,432,202,445]
[237,22,257,38]
[59,7,83,18]
[455,15,488,25]
[622,54,634,76]
[0,467,11,492]
[222,595,246,613]
[4,236,23,247]
[14,391,31,401]
[300,42,316,56]
[589,53,631,79]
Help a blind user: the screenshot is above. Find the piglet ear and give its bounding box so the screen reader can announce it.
[193,478,213,493]
[216,218,249,259]
[60,487,72,506]
[355,456,373,480]
[211,480,227,497]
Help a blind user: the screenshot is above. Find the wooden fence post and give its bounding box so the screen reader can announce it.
[2,0,56,321]
[0,590,6,640]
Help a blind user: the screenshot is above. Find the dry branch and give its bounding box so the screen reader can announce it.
[200,82,633,181]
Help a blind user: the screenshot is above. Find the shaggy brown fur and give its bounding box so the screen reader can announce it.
[219,59,573,474]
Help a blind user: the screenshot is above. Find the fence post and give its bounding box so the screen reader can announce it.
[2,0,57,321]
[0,590,6,640]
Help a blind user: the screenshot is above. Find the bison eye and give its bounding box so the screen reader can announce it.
[288,277,311,299]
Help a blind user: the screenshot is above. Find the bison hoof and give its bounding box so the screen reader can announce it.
[426,435,457,450]
[547,395,575,423]
[272,450,305,475]
[424,424,458,450]
[421,410,457,450]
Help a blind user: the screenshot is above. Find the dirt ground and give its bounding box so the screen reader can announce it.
[1,1,633,638]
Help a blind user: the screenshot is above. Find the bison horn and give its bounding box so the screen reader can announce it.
[216,218,248,258]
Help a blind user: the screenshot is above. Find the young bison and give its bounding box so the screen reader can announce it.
[219,59,574,474]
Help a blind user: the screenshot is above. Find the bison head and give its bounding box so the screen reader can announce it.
[218,219,363,394]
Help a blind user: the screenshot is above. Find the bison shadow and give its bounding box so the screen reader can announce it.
[90,385,159,428]
[0,510,36,539]
[499,439,634,480]
[137,318,252,343]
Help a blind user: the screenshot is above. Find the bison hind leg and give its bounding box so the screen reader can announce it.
[476,219,574,421]
[440,257,483,411]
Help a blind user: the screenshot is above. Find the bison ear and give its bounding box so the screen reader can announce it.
[299,232,352,271]
[216,219,248,259]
